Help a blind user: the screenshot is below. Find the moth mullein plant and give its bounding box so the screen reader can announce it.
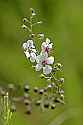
[22,8,64,113]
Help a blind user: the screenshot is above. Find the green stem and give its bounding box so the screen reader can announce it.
[50,72,58,82]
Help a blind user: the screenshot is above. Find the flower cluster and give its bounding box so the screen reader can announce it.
[23,38,54,75]
[21,8,64,114]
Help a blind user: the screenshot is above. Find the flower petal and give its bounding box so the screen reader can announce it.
[30,52,36,62]
[22,42,28,50]
[24,51,30,58]
[43,65,52,75]
[48,43,53,49]
[27,40,35,49]
[36,55,42,63]
[35,64,43,71]
[46,56,54,64]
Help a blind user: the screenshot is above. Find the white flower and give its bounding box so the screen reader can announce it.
[35,51,54,75]
[43,65,52,75]
[46,56,54,64]
[22,42,28,50]
[30,52,36,62]
[27,40,35,49]
[22,40,35,50]
[24,51,30,58]
[24,51,36,63]
[41,38,53,53]
[35,64,43,71]
[23,39,37,63]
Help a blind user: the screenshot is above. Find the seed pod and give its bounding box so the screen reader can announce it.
[39,89,44,95]
[8,84,15,91]
[51,104,56,109]
[44,87,48,92]
[24,99,31,106]
[57,63,62,68]
[59,78,64,83]
[35,100,41,106]
[44,102,49,108]
[47,84,52,89]
[33,87,39,93]
[24,93,29,99]
[0,89,5,96]
[53,98,60,103]
[24,84,30,93]
[26,106,32,115]
[22,24,27,29]
[23,18,28,23]
[60,94,64,100]
[10,104,16,113]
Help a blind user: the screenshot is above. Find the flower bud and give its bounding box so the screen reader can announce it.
[23,18,28,23]
[40,74,45,79]
[22,24,27,29]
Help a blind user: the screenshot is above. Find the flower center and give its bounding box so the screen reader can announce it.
[42,60,47,65]
[45,47,49,53]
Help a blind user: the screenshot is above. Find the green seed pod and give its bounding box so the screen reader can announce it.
[23,18,28,23]
[40,74,45,79]
[22,24,27,29]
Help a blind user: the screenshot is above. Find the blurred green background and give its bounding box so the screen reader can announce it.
[0,0,83,125]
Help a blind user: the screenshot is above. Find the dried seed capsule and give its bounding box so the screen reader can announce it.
[60,94,64,100]
[40,74,45,79]
[10,104,16,113]
[24,93,29,99]
[23,18,28,23]
[24,85,30,92]
[51,104,56,109]
[53,98,60,103]
[26,106,32,115]
[44,87,48,92]
[35,100,41,106]
[8,84,15,90]
[44,102,49,108]
[22,24,27,29]
[39,89,44,95]
[0,89,5,96]
[26,110,31,115]
[24,99,31,106]
[33,87,39,93]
